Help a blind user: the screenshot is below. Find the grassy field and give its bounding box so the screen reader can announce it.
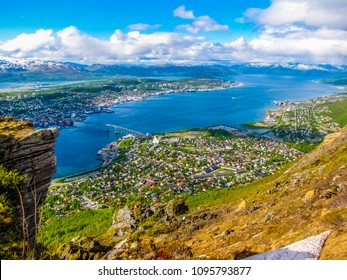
[118,139,134,149]
[326,97,347,127]
[185,170,284,210]
[38,207,115,250]
[285,141,319,153]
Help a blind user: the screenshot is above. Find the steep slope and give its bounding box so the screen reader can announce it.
[181,125,347,260]
[55,125,347,260]
[179,126,347,260]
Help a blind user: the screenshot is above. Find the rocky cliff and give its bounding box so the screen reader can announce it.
[0,117,58,245]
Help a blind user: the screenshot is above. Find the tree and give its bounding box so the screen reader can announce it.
[0,165,25,258]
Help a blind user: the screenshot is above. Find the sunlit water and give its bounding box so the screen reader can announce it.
[54,74,342,178]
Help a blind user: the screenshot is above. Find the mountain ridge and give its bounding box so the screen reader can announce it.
[0,57,346,82]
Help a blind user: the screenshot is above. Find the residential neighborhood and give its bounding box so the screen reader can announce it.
[0,78,239,128]
[251,94,347,143]
[43,127,302,219]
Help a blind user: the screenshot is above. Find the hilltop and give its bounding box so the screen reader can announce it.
[0,116,35,140]
[44,125,347,260]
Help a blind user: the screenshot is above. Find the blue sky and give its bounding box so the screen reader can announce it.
[0,0,346,64]
[0,0,269,39]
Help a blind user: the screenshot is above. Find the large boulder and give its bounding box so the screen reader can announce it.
[109,206,137,236]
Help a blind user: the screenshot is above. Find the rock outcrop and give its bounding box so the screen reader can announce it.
[0,117,59,245]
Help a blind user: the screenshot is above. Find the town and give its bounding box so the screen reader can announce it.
[247,94,347,143]
[43,127,302,219]
[0,77,240,128]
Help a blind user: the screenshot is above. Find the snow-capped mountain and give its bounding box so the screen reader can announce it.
[238,62,347,73]
[0,57,345,82]
[0,57,85,73]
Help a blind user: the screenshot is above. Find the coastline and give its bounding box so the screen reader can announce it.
[53,76,344,179]
[50,80,244,130]
[53,123,273,181]
[241,93,347,152]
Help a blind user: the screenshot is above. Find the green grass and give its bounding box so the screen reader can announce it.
[185,170,284,210]
[119,139,133,148]
[326,97,347,127]
[38,207,115,249]
[285,141,319,153]
[242,122,271,129]
[204,129,234,138]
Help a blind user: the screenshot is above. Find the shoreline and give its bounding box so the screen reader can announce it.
[52,78,344,179]
[47,80,244,130]
[53,123,272,181]
[242,92,347,129]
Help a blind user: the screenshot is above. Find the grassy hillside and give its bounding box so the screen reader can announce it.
[325,97,347,127]
[39,208,114,250]
[45,125,347,260]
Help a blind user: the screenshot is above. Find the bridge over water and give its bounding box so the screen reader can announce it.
[74,122,147,138]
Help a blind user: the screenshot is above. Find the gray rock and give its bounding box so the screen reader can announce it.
[220,229,233,237]
[110,206,136,233]
[0,127,59,246]
[160,215,169,223]
[247,205,262,213]
[262,213,275,223]
[208,226,219,233]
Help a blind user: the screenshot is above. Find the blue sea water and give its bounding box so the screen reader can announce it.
[54,74,342,178]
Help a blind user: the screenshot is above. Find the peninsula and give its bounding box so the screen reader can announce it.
[0,77,241,128]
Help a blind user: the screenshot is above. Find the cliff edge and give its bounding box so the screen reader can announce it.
[0,116,59,246]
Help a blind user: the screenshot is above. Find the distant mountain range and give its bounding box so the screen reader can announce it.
[0,57,346,82]
[0,57,85,73]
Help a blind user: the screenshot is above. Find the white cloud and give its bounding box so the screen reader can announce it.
[127,23,161,31]
[0,21,346,64]
[178,16,229,33]
[174,6,229,34]
[230,0,347,64]
[109,29,210,61]
[55,26,112,62]
[0,26,235,63]
[173,6,195,19]
[248,28,347,64]
[246,0,347,29]
[234,17,246,24]
[0,29,55,55]
[224,37,247,50]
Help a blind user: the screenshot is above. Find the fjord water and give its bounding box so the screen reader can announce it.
[54,74,342,178]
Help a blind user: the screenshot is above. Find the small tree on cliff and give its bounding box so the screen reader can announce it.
[0,165,33,258]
